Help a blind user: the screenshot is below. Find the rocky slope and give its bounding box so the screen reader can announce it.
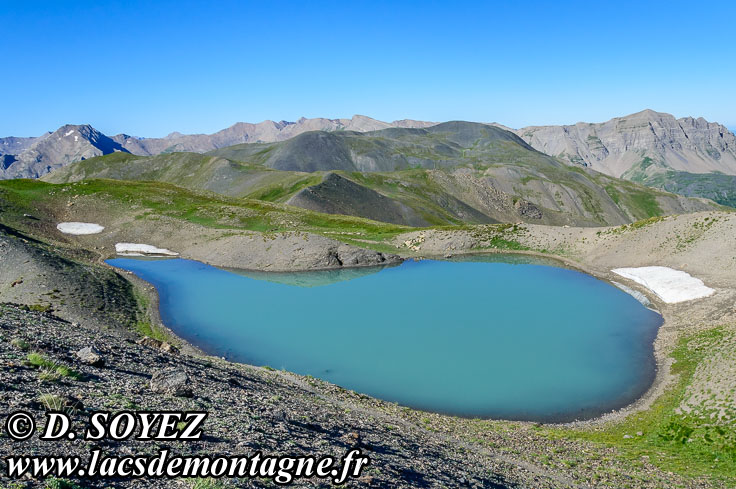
[0,135,41,154]
[286,173,433,227]
[516,109,736,178]
[0,178,407,273]
[0,302,575,489]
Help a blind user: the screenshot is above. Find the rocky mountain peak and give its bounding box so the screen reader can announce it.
[0,123,128,179]
[517,110,736,178]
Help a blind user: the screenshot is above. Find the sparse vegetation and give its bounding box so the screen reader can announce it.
[10,337,30,350]
[38,393,67,411]
[189,479,229,489]
[27,352,82,381]
[45,478,86,489]
[550,326,736,482]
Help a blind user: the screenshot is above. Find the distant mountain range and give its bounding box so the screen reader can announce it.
[46,121,718,228]
[2,110,735,207]
[0,116,434,179]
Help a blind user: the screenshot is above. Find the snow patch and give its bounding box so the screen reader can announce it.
[115,243,178,256]
[612,266,715,303]
[64,130,74,137]
[57,222,105,235]
[612,281,651,307]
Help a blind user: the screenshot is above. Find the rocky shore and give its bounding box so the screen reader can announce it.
[0,303,551,489]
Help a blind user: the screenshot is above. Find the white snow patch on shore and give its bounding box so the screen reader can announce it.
[612,266,715,303]
[115,243,178,256]
[57,222,104,235]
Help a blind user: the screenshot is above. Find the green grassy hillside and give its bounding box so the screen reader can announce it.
[624,158,736,208]
[0,178,409,246]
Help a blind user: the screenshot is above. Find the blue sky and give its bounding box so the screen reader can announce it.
[2,0,734,137]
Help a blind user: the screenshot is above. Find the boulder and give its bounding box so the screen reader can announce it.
[75,346,104,366]
[150,368,192,397]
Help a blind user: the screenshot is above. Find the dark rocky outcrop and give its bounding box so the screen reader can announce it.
[287,173,430,226]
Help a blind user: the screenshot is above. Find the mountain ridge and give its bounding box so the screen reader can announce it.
[110,115,437,155]
[0,116,436,179]
[515,109,736,177]
[4,111,735,189]
[45,122,721,228]
[0,124,128,179]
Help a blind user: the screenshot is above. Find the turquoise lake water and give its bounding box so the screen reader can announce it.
[108,256,662,422]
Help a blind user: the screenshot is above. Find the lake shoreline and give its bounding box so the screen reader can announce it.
[107,248,670,427]
[413,248,676,428]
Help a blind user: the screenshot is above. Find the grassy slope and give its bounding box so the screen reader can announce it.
[550,326,736,483]
[42,152,326,202]
[0,178,410,246]
[624,157,736,209]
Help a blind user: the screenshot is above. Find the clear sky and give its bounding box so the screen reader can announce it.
[2,0,734,137]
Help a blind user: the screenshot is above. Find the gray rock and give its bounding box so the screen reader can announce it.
[150,368,192,397]
[517,109,736,178]
[75,346,104,366]
[0,124,128,179]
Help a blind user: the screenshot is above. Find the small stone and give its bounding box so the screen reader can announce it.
[150,368,192,397]
[75,346,104,366]
[137,337,178,354]
[623,434,633,439]
[137,337,163,349]
[343,431,361,447]
[636,431,643,436]
[159,342,179,355]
